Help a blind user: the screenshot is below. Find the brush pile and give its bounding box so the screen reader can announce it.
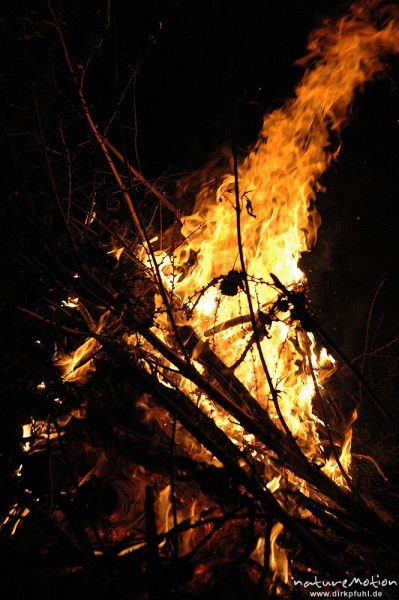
[1,2,399,599]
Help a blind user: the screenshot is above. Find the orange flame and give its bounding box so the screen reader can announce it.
[51,0,399,587]
[55,309,110,383]
[165,0,399,480]
[152,1,399,583]
[270,522,290,585]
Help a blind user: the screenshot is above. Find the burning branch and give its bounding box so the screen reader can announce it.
[2,1,399,598]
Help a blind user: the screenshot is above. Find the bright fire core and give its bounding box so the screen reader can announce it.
[156,1,399,483]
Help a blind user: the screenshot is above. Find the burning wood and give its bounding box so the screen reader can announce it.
[2,1,399,598]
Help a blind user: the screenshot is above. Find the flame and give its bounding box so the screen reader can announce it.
[107,246,125,263]
[0,503,30,536]
[164,1,399,477]
[45,0,399,588]
[150,0,399,583]
[322,407,358,486]
[154,484,215,556]
[55,309,110,383]
[270,523,290,585]
[155,484,174,535]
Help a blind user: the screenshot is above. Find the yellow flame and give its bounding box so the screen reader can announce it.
[54,311,110,383]
[270,522,289,585]
[48,0,399,585]
[107,246,125,262]
[167,0,399,480]
[322,407,358,486]
[153,2,399,583]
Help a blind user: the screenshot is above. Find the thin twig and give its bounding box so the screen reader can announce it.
[104,138,180,218]
[32,86,77,253]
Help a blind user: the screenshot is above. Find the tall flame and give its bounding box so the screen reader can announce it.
[153,2,399,582]
[166,0,399,475]
[50,0,399,589]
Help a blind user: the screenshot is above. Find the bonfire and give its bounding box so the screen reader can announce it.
[1,1,399,598]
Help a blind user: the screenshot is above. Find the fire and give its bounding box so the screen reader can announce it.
[322,408,358,486]
[270,523,290,586]
[167,0,399,478]
[150,0,399,582]
[54,307,111,383]
[48,0,399,591]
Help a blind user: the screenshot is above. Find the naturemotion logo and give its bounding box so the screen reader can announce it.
[293,575,397,598]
